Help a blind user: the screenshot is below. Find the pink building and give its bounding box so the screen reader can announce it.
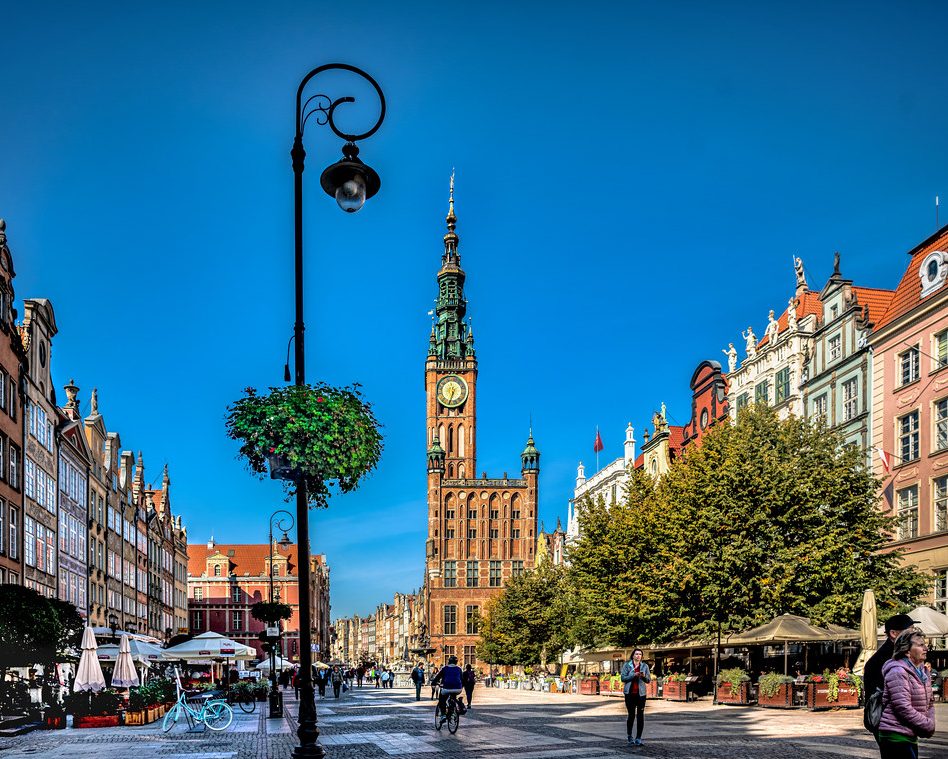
[870,225,948,609]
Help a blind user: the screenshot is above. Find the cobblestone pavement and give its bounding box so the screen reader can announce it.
[1,686,947,758]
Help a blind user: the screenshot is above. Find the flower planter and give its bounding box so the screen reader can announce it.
[716,683,752,705]
[579,678,600,695]
[74,715,121,729]
[44,712,66,730]
[805,683,859,710]
[267,453,295,481]
[663,680,688,701]
[757,683,794,709]
[124,710,146,726]
[646,679,658,698]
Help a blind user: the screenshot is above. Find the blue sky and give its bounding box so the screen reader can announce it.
[2,2,948,617]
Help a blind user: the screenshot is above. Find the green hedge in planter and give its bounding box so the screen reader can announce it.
[225,384,383,508]
[716,667,750,697]
[758,673,794,699]
[64,690,121,716]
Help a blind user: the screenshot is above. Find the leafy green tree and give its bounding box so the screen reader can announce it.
[251,601,293,624]
[476,556,571,666]
[0,586,77,675]
[566,405,927,647]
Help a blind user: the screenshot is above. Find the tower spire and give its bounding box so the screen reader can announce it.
[431,171,473,361]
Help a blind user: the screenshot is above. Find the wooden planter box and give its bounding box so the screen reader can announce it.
[124,710,146,726]
[664,680,688,701]
[716,682,752,705]
[74,715,121,729]
[805,682,860,710]
[757,684,794,708]
[579,678,599,695]
[646,679,658,698]
[44,713,66,730]
[600,679,622,697]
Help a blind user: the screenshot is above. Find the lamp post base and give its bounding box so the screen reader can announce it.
[269,690,284,718]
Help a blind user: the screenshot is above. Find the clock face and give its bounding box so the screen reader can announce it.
[436,375,468,408]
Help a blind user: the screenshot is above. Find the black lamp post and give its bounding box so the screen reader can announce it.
[108,612,119,644]
[267,509,294,718]
[287,62,385,759]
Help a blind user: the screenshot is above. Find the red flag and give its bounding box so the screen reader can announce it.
[876,447,892,473]
[593,428,604,453]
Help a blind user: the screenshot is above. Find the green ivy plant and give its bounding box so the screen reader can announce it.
[716,667,750,697]
[758,673,794,698]
[225,383,383,508]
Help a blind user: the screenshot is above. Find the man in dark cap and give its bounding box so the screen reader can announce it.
[863,612,920,738]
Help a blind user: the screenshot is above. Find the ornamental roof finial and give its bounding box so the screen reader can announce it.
[447,168,456,232]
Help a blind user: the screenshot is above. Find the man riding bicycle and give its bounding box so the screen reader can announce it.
[431,655,464,724]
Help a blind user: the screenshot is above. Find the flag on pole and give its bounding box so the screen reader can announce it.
[593,427,604,453]
[876,447,892,473]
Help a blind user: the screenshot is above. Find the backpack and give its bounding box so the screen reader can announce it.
[863,687,883,733]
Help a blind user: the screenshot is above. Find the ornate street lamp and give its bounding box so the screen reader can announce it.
[108,612,119,644]
[285,63,385,759]
[267,509,295,718]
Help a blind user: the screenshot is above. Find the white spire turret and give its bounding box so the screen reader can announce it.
[624,423,636,466]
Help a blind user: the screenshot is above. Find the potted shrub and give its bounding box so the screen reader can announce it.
[757,673,795,708]
[805,670,861,709]
[225,383,383,508]
[716,667,752,705]
[125,687,147,726]
[663,673,688,702]
[67,690,121,728]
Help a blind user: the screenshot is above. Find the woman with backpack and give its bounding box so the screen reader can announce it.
[877,629,936,759]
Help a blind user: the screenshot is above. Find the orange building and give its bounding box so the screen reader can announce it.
[422,182,539,669]
[187,539,331,661]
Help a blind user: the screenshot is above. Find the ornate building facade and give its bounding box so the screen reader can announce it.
[0,221,27,587]
[423,184,539,668]
[58,380,92,618]
[21,298,59,598]
[802,254,894,459]
[869,225,948,612]
[726,260,822,421]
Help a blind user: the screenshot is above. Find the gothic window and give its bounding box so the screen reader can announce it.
[458,426,465,457]
[443,561,456,587]
[466,605,479,634]
[489,561,501,587]
[466,562,478,587]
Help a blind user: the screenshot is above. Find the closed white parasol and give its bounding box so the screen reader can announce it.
[74,626,107,692]
[111,634,140,688]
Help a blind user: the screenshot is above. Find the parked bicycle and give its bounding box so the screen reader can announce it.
[434,691,465,734]
[163,669,234,732]
[226,685,257,713]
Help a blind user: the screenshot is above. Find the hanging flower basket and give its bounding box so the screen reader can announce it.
[225,383,383,508]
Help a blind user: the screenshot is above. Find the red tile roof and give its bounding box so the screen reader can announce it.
[851,286,895,327]
[875,227,948,330]
[187,543,297,577]
[757,290,823,348]
[668,425,685,455]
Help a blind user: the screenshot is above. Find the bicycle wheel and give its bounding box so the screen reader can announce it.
[162,703,182,733]
[433,705,443,731]
[238,695,256,713]
[447,704,460,734]
[203,700,234,731]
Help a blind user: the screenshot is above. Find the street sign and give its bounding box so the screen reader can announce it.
[266,626,279,638]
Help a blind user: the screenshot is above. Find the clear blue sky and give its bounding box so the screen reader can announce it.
[2,2,947,617]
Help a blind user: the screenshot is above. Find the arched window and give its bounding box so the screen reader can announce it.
[448,425,454,454]
[213,564,221,577]
[458,464,465,478]
[458,426,465,457]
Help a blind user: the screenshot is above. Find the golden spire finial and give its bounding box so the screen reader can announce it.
[446,169,456,232]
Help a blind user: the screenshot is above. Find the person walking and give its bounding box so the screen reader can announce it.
[374,668,382,688]
[380,669,389,689]
[620,648,651,747]
[356,666,364,688]
[332,666,343,699]
[292,667,300,700]
[462,664,476,708]
[411,663,425,701]
[865,614,919,739]
[877,628,936,759]
[316,667,328,698]
[430,666,441,700]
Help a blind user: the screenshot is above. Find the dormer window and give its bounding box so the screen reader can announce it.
[920,251,947,298]
[213,564,221,577]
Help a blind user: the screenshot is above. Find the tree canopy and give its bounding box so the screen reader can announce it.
[0,586,81,672]
[566,405,927,649]
[476,555,571,666]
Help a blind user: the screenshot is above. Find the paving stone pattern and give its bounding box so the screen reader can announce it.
[1,685,948,758]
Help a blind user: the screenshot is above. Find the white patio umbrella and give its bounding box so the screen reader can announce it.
[111,634,140,688]
[74,626,107,692]
[853,589,877,676]
[255,656,293,671]
[97,638,164,665]
[903,606,948,637]
[162,631,256,661]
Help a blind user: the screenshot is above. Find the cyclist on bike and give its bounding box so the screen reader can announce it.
[432,655,464,725]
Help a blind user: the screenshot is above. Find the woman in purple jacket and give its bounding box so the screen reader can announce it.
[878,629,935,759]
